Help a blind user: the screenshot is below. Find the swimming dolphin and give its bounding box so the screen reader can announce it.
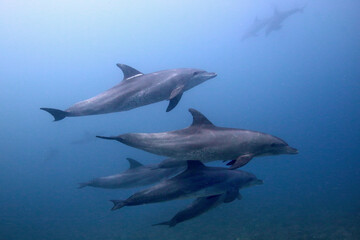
[153,190,241,227]
[40,64,217,121]
[241,16,270,41]
[110,160,262,210]
[265,6,305,36]
[78,158,184,189]
[97,108,298,169]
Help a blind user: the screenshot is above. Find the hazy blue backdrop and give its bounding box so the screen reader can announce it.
[1,0,359,239]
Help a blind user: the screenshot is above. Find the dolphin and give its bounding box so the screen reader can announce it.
[241,16,270,41]
[78,158,184,189]
[40,64,217,121]
[153,190,242,227]
[265,6,305,36]
[97,108,298,169]
[110,160,262,210]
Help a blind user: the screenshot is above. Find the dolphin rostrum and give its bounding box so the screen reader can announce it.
[78,158,184,189]
[41,64,217,121]
[153,190,241,227]
[265,6,305,36]
[97,108,298,169]
[110,160,262,210]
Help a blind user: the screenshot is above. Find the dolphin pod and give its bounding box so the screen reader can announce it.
[97,108,298,169]
[42,61,298,226]
[110,161,262,210]
[40,64,216,121]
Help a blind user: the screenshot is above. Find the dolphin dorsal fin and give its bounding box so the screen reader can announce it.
[186,160,206,170]
[189,108,214,127]
[116,64,143,80]
[126,158,143,169]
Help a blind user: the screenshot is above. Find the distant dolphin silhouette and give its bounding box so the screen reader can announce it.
[265,6,305,36]
[97,108,298,169]
[110,161,262,210]
[78,158,184,189]
[41,64,217,121]
[241,16,270,41]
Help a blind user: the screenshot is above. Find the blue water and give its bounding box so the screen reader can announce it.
[1,0,359,239]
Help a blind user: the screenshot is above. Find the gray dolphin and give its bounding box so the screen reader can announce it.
[265,6,305,36]
[241,16,270,41]
[153,190,242,227]
[97,108,298,169]
[110,160,262,210]
[40,64,217,121]
[78,158,184,189]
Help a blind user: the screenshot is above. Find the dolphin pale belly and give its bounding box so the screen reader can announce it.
[98,108,298,169]
[78,158,184,189]
[110,161,262,210]
[41,64,216,121]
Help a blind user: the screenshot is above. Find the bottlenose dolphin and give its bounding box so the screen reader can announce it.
[265,6,305,36]
[153,190,241,227]
[110,161,262,210]
[97,108,298,169]
[78,158,184,189]
[41,64,217,121]
[241,16,270,41]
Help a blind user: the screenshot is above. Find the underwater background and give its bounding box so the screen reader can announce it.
[1,0,359,239]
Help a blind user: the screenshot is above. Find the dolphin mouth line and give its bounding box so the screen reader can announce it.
[287,147,299,154]
[208,72,217,78]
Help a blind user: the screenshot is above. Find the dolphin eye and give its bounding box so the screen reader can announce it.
[193,72,200,76]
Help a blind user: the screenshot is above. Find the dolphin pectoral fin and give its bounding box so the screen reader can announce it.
[223,189,240,203]
[152,220,176,227]
[116,64,143,80]
[237,193,243,200]
[126,158,143,169]
[40,108,69,121]
[169,85,184,100]
[166,85,185,112]
[228,154,254,170]
[166,92,183,112]
[226,160,236,166]
[206,194,222,200]
[110,200,126,211]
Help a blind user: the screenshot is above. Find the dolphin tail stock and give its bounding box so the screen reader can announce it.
[152,220,176,228]
[40,108,69,121]
[77,182,89,189]
[110,200,126,211]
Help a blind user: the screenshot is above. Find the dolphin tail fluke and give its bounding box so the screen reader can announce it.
[40,108,68,121]
[152,220,176,227]
[110,200,126,211]
[96,136,119,141]
[77,182,89,189]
